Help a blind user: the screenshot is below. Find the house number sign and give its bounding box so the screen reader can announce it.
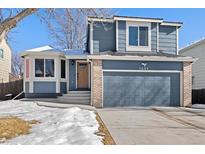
[139,62,149,70]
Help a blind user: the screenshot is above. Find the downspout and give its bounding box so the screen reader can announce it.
[87,57,93,106]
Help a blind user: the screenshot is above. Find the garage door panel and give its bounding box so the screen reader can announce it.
[144,76,171,106]
[103,72,180,107]
[103,76,122,107]
[121,76,144,106]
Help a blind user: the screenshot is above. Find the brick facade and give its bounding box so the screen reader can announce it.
[91,59,103,108]
[183,62,192,107]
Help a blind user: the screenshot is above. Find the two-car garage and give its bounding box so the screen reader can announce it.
[102,60,182,107]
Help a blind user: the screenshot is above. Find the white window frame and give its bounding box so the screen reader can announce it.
[34,58,56,80]
[126,21,151,52]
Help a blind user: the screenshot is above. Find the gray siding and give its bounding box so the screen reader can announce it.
[103,72,180,107]
[60,82,67,94]
[151,23,157,53]
[33,81,56,93]
[118,21,126,52]
[180,43,205,89]
[25,82,29,93]
[69,59,76,90]
[159,25,177,55]
[93,21,116,53]
[90,20,178,55]
[103,60,183,71]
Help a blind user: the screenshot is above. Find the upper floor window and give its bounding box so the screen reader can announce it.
[139,27,148,46]
[129,26,138,46]
[128,26,148,46]
[126,22,151,51]
[35,59,55,78]
[0,49,3,59]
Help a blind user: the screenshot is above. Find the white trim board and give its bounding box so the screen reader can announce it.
[160,22,182,27]
[90,21,94,54]
[116,20,118,51]
[176,27,179,55]
[88,17,114,23]
[114,16,163,23]
[103,69,181,73]
[157,23,159,53]
[87,55,196,62]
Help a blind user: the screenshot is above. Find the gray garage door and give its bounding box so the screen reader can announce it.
[103,72,180,107]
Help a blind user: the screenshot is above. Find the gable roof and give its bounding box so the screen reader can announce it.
[20,45,64,57]
[20,45,87,57]
[88,15,183,27]
[179,38,205,53]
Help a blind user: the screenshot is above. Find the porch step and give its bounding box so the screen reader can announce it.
[67,91,91,94]
[57,98,91,104]
[61,96,91,100]
[63,93,91,97]
[57,91,91,105]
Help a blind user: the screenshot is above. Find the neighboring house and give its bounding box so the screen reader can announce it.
[0,38,11,83]
[21,15,195,108]
[179,38,205,90]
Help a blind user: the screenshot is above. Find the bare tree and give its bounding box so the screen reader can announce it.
[11,52,24,77]
[0,8,38,42]
[0,8,113,76]
[42,8,114,50]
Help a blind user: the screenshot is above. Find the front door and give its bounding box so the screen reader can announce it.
[77,62,89,89]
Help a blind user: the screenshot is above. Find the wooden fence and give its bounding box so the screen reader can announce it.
[192,89,205,104]
[0,79,23,100]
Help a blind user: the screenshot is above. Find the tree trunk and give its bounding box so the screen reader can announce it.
[0,8,38,41]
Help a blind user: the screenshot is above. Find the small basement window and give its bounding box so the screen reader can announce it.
[61,60,66,78]
[35,59,55,78]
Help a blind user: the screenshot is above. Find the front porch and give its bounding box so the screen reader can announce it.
[21,47,92,106]
[68,59,91,92]
[59,59,92,105]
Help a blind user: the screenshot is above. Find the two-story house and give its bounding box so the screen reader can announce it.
[0,38,11,83]
[21,15,195,108]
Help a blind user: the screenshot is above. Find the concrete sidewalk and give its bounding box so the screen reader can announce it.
[97,107,205,144]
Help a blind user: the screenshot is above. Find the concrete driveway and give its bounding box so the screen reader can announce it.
[97,107,205,144]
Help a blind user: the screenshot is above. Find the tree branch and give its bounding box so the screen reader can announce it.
[0,8,38,41]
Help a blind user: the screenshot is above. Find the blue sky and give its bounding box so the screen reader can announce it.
[9,8,205,53]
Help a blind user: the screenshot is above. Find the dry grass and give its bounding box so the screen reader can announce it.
[0,116,39,143]
[95,113,115,145]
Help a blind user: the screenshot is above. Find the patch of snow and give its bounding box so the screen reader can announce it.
[26,45,54,52]
[192,104,205,109]
[0,100,102,145]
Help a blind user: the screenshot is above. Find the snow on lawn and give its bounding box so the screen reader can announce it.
[0,100,102,145]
